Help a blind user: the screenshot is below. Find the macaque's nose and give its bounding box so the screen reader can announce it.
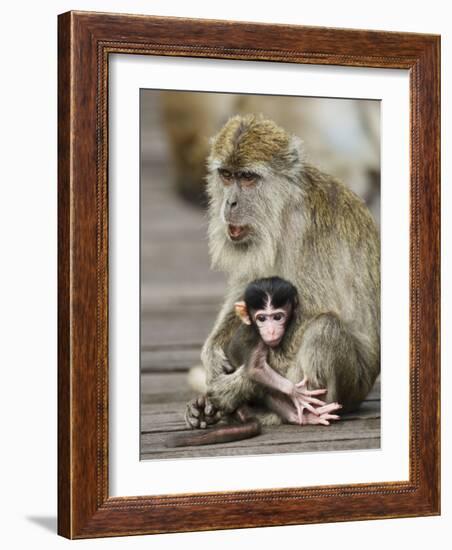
[227,199,238,209]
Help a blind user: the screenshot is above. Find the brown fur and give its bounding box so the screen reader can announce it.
[211,114,291,170]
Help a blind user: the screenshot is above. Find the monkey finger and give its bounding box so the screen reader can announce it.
[302,395,327,406]
[188,403,201,417]
[294,403,302,424]
[204,402,215,416]
[184,407,197,428]
[324,414,340,421]
[296,392,326,407]
[196,395,206,408]
[292,396,320,416]
[299,400,321,416]
[316,413,340,424]
[200,420,207,429]
[302,388,328,396]
[292,400,304,424]
[298,405,305,425]
[317,402,342,414]
[294,381,328,395]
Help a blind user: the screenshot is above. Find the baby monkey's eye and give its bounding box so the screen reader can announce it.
[273,313,284,322]
[256,314,266,323]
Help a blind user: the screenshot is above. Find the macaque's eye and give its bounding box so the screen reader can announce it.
[240,172,259,187]
[218,169,233,184]
[273,313,284,322]
[256,314,266,323]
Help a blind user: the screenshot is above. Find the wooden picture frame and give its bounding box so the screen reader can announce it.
[58,11,440,538]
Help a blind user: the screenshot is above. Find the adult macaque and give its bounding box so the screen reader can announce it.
[168,277,339,448]
[189,114,380,429]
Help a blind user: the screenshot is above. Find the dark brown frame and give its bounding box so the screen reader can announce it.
[58,10,440,539]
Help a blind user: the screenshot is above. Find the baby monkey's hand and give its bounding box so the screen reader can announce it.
[290,377,331,424]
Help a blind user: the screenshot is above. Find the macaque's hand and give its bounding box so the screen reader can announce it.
[184,395,223,429]
[221,357,236,374]
[289,377,330,423]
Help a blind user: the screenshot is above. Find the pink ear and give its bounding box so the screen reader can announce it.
[234,301,252,325]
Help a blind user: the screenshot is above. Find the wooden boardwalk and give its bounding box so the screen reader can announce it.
[140,91,380,460]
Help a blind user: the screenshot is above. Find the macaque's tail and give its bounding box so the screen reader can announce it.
[166,420,261,447]
[187,364,207,393]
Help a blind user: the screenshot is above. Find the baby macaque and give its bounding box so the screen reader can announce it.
[167,277,340,447]
[223,277,341,424]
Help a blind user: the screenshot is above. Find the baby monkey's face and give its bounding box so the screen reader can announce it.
[253,304,292,348]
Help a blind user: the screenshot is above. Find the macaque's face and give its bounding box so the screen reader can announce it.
[207,115,294,247]
[217,168,261,243]
[253,304,291,348]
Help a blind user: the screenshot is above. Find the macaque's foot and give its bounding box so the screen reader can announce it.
[302,408,341,426]
[184,395,223,429]
[285,401,342,426]
[290,377,329,423]
[316,402,342,415]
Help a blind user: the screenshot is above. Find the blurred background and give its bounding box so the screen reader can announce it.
[143,91,380,215]
[140,90,380,458]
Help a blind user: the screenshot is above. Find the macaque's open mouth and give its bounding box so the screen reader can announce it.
[227,224,250,241]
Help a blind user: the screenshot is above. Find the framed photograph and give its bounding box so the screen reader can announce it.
[58,11,440,538]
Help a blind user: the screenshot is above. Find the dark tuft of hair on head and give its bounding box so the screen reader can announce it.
[244,276,298,314]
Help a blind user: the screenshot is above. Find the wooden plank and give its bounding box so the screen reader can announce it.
[141,429,380,460]
[141,372,196,403]
[141,439,381,460]
[141,291,224,310]
[141,347,203,372]
[141,310,218,348]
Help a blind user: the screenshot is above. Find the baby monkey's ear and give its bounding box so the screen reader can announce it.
[234,301,252,325]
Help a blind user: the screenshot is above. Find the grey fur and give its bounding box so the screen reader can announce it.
[201,114,380,422]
